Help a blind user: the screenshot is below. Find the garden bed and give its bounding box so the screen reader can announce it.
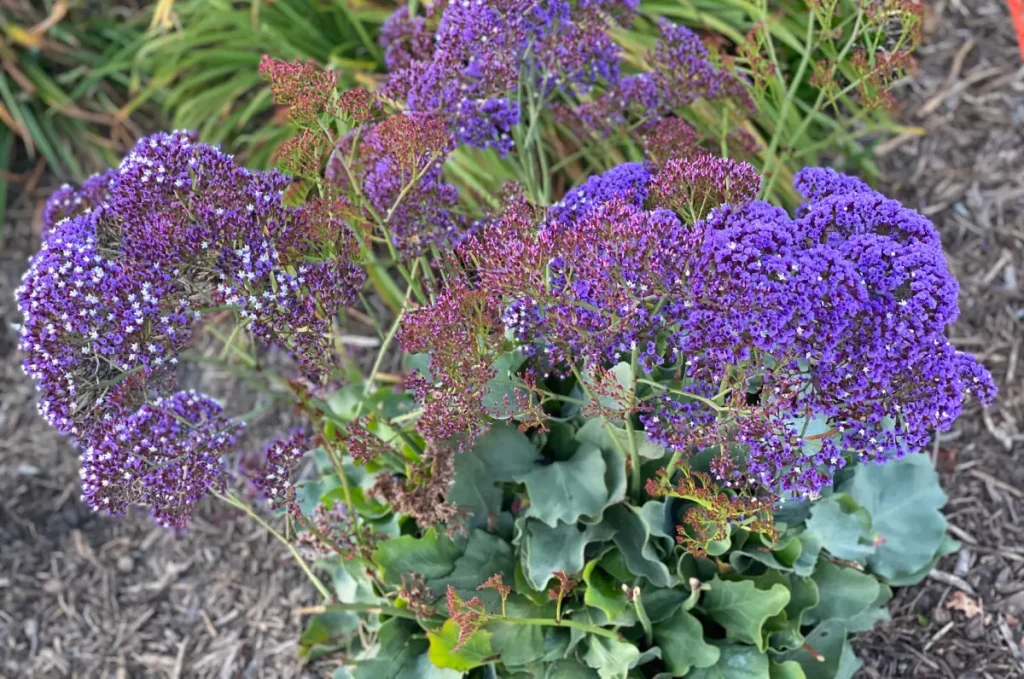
[0,1,1021,677]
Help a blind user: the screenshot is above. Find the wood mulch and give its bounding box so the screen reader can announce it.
[859,0,1024,676]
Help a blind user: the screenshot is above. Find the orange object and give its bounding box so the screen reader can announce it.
[1010,0,1024,60]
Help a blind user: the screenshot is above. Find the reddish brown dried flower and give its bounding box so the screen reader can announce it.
[399,573,437,618]
[645,460,776,556]
[479,573,512,599]
[547,570,580,601]
[372,113,451,175]
[649,153,761,220]
[344,420,394,464]
[295,502,384,562]
[258,55,338,125]
[371,443,465,531]
[579,365,640,421]
[478,573,511,618]
[337,87,379,124]
[275,128,329,178]
[446,586,486,651]
[642,118,700,165]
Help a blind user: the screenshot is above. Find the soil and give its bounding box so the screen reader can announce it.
[1,0,1022,677]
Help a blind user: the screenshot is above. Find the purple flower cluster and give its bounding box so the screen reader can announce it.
[547,162,650,226]
[326,113,462,256]
[80,390,240,529]
[19,131,365,525]
[381,0,637,155]
[41,170,116,236]
[410,162,995,499]
[571,19,754,135]
[246,432,308,518]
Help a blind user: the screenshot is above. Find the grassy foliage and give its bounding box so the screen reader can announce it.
[132,0,392,168]
[0,1,155,181]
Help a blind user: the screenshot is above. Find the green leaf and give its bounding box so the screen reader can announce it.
[686,644,771,679]
[544,660,600,678]
[846,584,892,633]
[804,494,874,563]
[583,559,628,620]
[355,619,460,679]
[373,530,461,585]
[607,425,667,460]
[517,518,615,590]
[516,445,611,527]
[652,608,721,676]
[432,530,515,608]
[805,560,880,627]
[730,533,802,574]
[471,423,543,480]
[449,448,503,521]
[763,574,819,652]
[701,577,790,652]
[884,533,959,587]
[641,587,690,622]
[449,424,540,527]
[779,621,860,679]
[769,660,807,679]
[489,598,556,668]
[841,453,951,582]
[792,529,824,577]
[582,635,641,679]
[604,504,674,587]
[514,560,549,604]
[639,499,676,543]
[427,620,494,671]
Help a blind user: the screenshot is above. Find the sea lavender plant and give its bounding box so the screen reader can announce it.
[12,6,981,674]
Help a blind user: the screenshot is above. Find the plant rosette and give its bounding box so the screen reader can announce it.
[299,404,958,679]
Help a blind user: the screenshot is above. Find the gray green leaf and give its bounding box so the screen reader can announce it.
[805,560,880,627]
[652,607,720,676]
[701,577,790,651]
[605,504,674,587]
[804,494,874,563]
[582,634,642,679]
[686,644,771,679]
[841,453,951,582]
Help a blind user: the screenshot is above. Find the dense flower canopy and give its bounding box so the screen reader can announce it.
[402,161,996,500]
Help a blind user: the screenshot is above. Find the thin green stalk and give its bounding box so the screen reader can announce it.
[317,604,620,639]
[635,379,730,413]
[568,364,635,485]
[218,491,331,601]
[759,9,817,198]
[625,346,642,502]
[483,615,619,638]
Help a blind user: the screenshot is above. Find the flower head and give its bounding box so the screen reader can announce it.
[80,390,241,529]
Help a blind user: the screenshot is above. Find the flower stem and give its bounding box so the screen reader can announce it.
[218,491,332,601]
[626,346,642,502]
[484,615,619,638]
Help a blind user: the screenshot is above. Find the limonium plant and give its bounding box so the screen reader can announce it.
[15,2,992,678]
